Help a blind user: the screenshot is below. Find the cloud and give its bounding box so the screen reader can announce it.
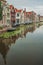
[7,0,43,15]
[34,5,43,15]
[25,5,43,15]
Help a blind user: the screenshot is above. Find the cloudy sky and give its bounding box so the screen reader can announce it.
[7,0,43,15]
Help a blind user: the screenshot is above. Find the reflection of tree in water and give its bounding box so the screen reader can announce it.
[0,39,9,65]
[0,34,21,64]
[0,24,36,65]
[27,25,36,32]
[0,24,36,45]
[2,34,21,46]
[21,24,36,37]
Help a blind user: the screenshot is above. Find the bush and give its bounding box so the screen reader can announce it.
[0,26,3,29]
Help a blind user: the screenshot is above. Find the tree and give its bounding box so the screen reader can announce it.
[0,1,3,20]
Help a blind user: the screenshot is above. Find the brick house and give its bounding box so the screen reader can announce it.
[9,5,16,27]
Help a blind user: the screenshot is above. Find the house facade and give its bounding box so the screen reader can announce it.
[0,0,40,27]
[26,12,32,24]
[0,0,11,27]
[23,8,27,24]
[6,4,11,27]
[0,0,5,25]
[3,4,11,27]
[40,16,43,22]
[26,11,39,24]
[15,9,24,25]
[10,5,15,27]
[15,8,27,25]
[21,10,24,24]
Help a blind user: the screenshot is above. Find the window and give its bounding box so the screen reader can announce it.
[7,7,9,11]
[17,19,19,23]
[17,13,19,17]
[7,13,10,17]
[7,20,10,24]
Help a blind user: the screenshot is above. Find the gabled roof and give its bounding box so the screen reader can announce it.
[14,8,17,12]
[40,16,43,18]
[26,11,36,15]
[9,5,14,9]
[17,9,22,12]
[26,12,32,15]
[15,8,22,13]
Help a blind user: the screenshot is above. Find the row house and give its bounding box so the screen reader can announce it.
[9,5,15,27]
[15,9,24,25]
[21,10,24,24]
[39,16,43,25]
[23,8,27,24]
[0,0,11,27]
[15,8,27,25]
[35,14,39,23]
[26,12,32,24]
[0,0,4,25]
[26,11,39,24]
[0,0,40,27]
[40,16,43,22]
[3,4,11,27]
[13,8,25,26]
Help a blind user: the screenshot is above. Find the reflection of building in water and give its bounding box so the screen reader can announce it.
[0,24,40,65]
[28,25,36,32]
[0,24,36,43]
[22,25,36,35]
[1,34,20,46]
[0,39,9,65]
[0,24,36,64]
[0,34,21,65]
[19,24,36,38]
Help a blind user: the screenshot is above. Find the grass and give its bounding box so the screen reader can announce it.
[0,30,22,38]
[0,26,3,29]
[0,27,23,38]
[0,23,40,38]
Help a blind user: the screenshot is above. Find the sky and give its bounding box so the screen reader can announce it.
[7,0,43,15]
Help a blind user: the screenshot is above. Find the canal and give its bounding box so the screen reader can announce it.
[0,24,43,65]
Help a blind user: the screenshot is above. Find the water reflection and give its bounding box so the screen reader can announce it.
[0,23,43,65]
[0,39,9,65]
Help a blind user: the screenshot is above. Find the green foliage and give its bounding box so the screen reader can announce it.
[0,26,3,29]
[0,1,3,20]
[0,29,21,38]
[0,25,27,38]
[0,1,1,7]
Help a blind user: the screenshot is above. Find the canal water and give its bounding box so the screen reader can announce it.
[0,24,43,65]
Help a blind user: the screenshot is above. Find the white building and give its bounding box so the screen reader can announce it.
[3,4,11,27]
[1,0,11,27]
[20,10,24,24]
[15,11,21,25]
[15,9,25,26]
